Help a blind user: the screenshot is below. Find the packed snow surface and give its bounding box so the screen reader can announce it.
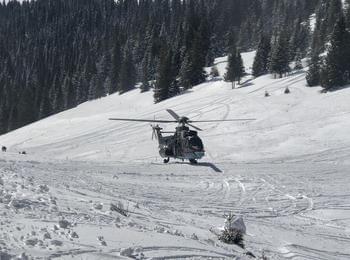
[1,52,350,259]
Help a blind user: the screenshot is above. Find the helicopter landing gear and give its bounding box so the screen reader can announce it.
[189,159,198,165]
[163,157,170,164]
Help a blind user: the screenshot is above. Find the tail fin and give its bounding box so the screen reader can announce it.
[150,124,162,141]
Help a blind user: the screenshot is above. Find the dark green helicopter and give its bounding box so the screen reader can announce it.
[110,109,254,164]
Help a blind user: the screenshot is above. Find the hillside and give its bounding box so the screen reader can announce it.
[1,52,350,163]
[0,54,350,259]
[0,0,321,134]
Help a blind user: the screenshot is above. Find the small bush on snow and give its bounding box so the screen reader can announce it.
[219,228,245,248]
[58,219,71,229]
[110,201,129,217]
[218,214,246,248]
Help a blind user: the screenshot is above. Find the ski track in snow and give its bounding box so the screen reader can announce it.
[1,52,350,259]
[1,159,350,259]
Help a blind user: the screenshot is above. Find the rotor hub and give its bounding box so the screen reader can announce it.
[179,116,189,124]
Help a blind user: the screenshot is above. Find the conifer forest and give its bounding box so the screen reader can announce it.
[0,0,349,134]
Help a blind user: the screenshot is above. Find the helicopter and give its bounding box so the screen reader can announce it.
[109,109,254,164]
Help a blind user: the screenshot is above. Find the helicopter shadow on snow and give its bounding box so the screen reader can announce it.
[150,161,223,173]
[173,161,223,173]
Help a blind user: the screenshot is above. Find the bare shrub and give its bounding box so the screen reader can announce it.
[110,201,129,217]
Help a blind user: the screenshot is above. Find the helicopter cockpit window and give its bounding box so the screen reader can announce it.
[184,130,197,138]
[188,136,203,151]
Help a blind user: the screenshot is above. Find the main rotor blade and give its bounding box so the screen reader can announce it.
[166,109,181,121]
[109,118,177,123]
[186,123,203,131]
[188,119,256,123]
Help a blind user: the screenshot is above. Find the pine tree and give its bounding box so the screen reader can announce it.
[236,52,245,84]
[7,105,19,132]
[294,50,303,70]
[311,4,326,54]
[270,31,290,78]
[17,87,36,125]
[110,40,122,94]
[188,40,207,86]
[88,75,97,101]
[140,47,152,93]
[179,53,193,90]
[289,18,311,59]
[312,0,343,53]
[306,53,321,86]
[178,12,208,91]
[252,35,271,77]
[154,47,173,103]
[84,54,98,100]
[0,103,9,134]
[39,94,52,119]
[53,84,64,113]
[225,47,245,88]
[62,75,76,108]
[327,0,343,36]
[345,1,350,76]
[321,16,350,89]
[96,53,111,97]
[169,79,180,98]
[225,48,237,88]
[346,0,350,28]
[119,48,136,94]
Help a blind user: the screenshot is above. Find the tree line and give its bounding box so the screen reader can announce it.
[307,0,350,90]
[0,0,319,134]
[250,0,350,92]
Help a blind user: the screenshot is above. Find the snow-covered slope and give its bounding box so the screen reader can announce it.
[2,51,350,164]
[1,52,350,259]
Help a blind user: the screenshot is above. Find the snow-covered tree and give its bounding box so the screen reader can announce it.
[294,50,303,70]
[154,47,172,103]
[119,49,136,94]
[225,46,245,88]
[270,31,290,78]
[321,16,350,90]
[306,53,321,87]
[253,35,271,77]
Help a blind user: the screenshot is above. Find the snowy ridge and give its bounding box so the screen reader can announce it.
[1,53,350,259]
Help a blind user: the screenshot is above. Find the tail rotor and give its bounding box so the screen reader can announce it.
[151,124,159,140]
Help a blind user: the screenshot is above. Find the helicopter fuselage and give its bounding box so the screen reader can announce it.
[154,125,205,162]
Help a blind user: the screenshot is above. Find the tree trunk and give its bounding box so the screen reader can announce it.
[232,81,236,89]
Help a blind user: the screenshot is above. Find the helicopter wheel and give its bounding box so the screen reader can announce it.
[189,159,198,164]
[163,158,170,164]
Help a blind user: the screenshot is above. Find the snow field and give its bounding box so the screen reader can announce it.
[1,52,350,258]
